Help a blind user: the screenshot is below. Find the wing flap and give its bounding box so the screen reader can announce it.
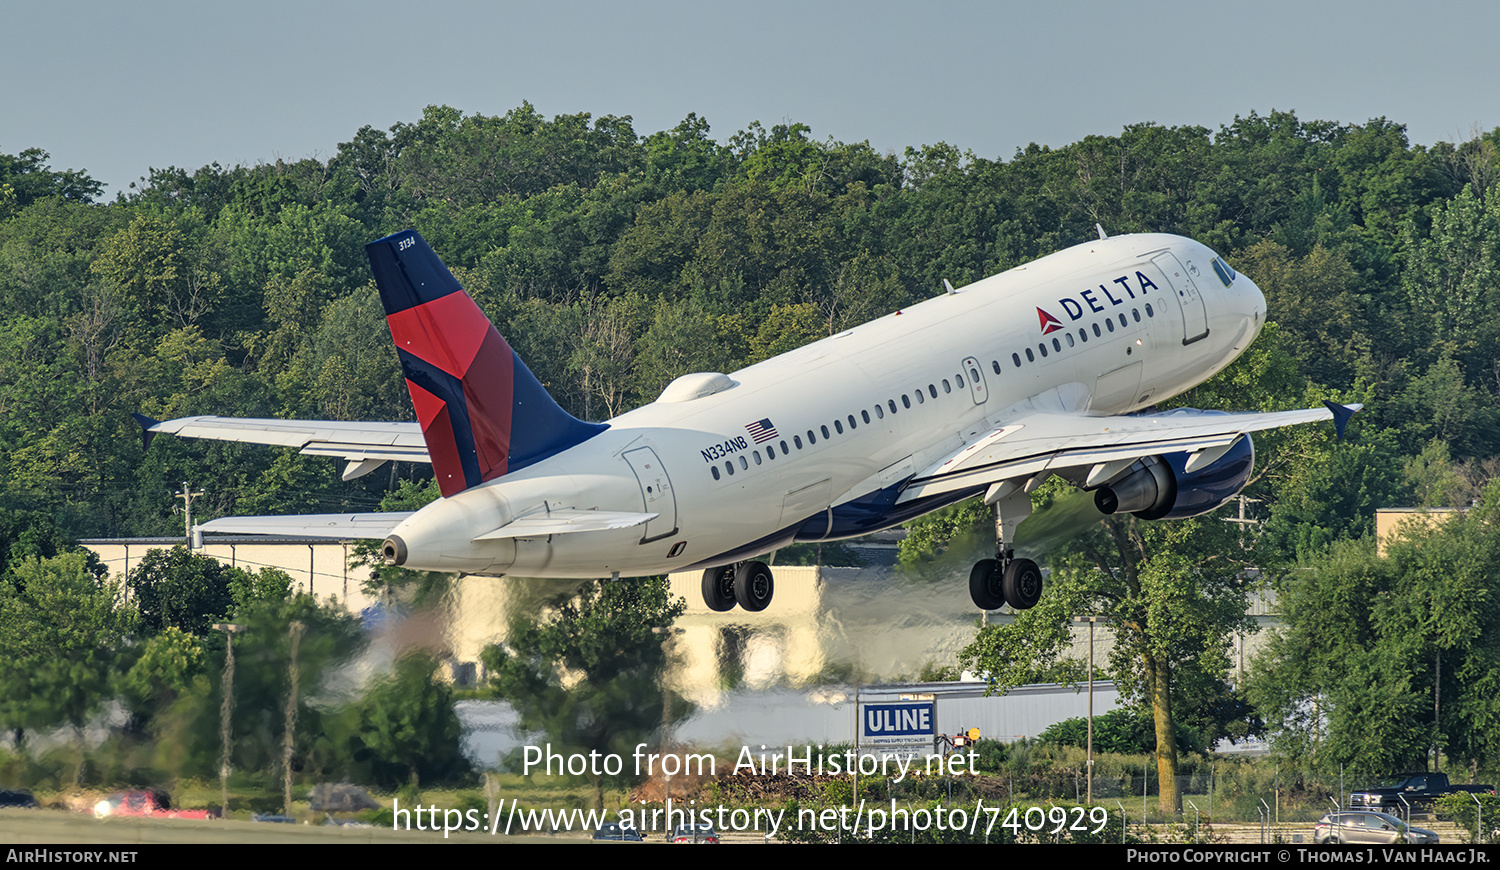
[473,509,658,540]
[197,512,415,539]
[898,404,1357,503]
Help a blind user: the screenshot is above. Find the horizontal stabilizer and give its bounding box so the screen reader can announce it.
[197,512,415,539]
[473,509,658,541]
[141,416,429,464]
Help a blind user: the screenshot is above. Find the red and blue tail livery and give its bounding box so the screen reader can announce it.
[365,230,607,497]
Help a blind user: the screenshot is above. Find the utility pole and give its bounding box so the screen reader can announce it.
[1220,494,1261,545]
[282,620,304,818]
[212,622,245,817]
[652,626,684,813]
[1074,616,1108,805]
[175,481,205,547]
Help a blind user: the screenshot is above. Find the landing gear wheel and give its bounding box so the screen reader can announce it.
[734,561,774,612]
[701,566,737,612]
[968,558,1004,610]
[1002,558,1043,610]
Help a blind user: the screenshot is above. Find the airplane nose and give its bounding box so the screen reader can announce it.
[1248,276,1267,326]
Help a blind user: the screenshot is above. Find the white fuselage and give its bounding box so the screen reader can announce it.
[387,233,1265,577]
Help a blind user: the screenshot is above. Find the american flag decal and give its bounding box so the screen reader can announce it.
[745,418,778,443]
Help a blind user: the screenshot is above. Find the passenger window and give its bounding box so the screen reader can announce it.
[902,394,911,409]
[875,405,884,419]
[1025,348,1034,362]
[821,424,830,439]
[942,379,951,393]
[753,451,762,465]
[1080,329,1087,342]
[848,414,857,429]
[1106,320,1114,333]
[712,466,720,480]
[1093,323,1102,337]
[991,360,1000,375]
[739,456,748,470]
[929,384,937,397]
[1051,338,1061,352]
[794,435,803,449]
[1132,308,1141,322]
[1146,303,1154,317]
[767,444,776,459]
[1013,352,1022,367]
[780,440,789,453]
[956,374,964,388]
[725,461,734,476]
[861,410,870,424]
[888,400,898,414]
[914,391,924,404]
[1039,343,1048,357]
[808,430,817,445]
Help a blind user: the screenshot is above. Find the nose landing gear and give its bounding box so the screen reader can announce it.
[968,487,1043,611]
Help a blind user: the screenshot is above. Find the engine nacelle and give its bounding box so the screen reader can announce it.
[1093,434,1254,520]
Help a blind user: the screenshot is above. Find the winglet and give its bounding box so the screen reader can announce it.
[132,413,160,452]
[1322,401,1360,439]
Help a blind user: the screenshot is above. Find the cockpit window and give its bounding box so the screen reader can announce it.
[1211,258,1237,287]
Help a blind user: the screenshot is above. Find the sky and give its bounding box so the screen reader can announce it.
[4,0,1497,199]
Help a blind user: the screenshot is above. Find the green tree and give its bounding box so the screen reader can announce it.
[120,626,206,727]
[1400,183,1500,380]
[1234,241,1364,389]
[127,545,243,636]
[0,552,133,767]
[347,653,469,789]
[482,578,689,810]
[959,494,1256,815]
[150,592,365,782]
[0,148,102,215]
[1248,484,1500,777]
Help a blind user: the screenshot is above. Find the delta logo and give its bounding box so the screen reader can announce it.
[1038,271,1162,335]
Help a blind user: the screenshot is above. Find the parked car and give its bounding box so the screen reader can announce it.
[671,823,720,843]
[0,789,38,808]
[92,790,216,820]
[1349,772,1494,812]
[1313,811,1438,845]
[592,821,646,841]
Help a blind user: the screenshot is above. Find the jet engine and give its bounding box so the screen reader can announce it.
[1092,434,1254,520]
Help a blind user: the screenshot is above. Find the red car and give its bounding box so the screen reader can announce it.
[92,790,216,820]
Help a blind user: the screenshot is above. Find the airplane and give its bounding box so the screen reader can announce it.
[138,228,1357,614]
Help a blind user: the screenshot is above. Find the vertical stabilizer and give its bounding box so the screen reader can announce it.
[366,230,607,497]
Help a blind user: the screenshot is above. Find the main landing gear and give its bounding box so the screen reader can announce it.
[968,486,1043,612]
[968,553,1043,611]
[701,561,774,612]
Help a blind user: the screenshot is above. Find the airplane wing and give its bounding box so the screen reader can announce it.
[897,402,1359,504]
[197,512,416,538]
[136,414,427,480]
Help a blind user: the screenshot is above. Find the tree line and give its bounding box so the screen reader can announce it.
[2,104,1499,808]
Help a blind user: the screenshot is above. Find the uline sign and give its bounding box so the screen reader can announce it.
[863,702,935,744]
